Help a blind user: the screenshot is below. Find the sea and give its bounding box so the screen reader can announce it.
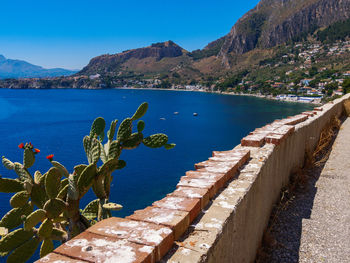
[0,88,313,219]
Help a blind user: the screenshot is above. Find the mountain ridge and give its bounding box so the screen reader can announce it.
[79,0,350,78]
[0,55,78,79]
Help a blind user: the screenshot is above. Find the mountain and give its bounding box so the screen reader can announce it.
[78,0,350,80]
[216,0,350,68]
[80,41,189,75]
[0,55,78,79]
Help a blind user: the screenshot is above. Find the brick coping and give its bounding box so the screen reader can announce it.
[37,95,350,263]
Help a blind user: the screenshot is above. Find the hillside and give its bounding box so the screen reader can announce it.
[0,55,77,79]
[77,0,350,81]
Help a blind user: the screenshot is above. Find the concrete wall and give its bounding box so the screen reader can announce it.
[165,94,350,263]
[38,94,350,263]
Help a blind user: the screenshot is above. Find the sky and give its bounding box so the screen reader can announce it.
[0,0,260,70]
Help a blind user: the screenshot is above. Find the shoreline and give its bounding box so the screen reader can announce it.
[0,85,322,105]
[118,86,322,105]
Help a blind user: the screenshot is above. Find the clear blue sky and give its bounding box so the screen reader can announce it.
[0,0,260,70]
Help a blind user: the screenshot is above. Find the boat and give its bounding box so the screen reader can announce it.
[193,113,198,116]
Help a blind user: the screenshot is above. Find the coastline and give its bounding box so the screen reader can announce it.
[117,86,322,105]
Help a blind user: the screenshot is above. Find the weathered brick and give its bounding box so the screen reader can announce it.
[265,133,286,145]
[171,186,210,209]
[273,125,295,136]
[54,231,154,263]
[127,207,190,240]
[153,195,200,223]
[36,253,88,262]
[186,170,228,193]
[87,217,173,261]
[241,134,265,147]
[177,176,216,198]
[282,114,308,125]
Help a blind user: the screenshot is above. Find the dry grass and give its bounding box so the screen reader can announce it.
[344,100,350,117]
[255,115,342,262]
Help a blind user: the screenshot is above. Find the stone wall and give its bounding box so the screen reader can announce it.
[37,94,350,263]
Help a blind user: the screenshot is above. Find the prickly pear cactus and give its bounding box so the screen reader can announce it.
[0,102,175,262]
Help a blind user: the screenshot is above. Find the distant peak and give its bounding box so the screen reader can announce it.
[0,55,6,61]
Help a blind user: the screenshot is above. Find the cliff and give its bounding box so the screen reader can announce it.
[218,0,350,67]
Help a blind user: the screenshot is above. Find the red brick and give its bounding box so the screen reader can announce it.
[171,186,210,209]
[127,207,190,240]
[35,253,88,262]
[177,176,216,198]
[282,114,308,125]
[54,231,154,263]
[265,133,286,145]
[273,125,295,136]
[241,134,265,147]
[153,195,200,223]
[301,111,315,117]
[314,107,323,111]
[87,217,173,261]
[186,170,228,192]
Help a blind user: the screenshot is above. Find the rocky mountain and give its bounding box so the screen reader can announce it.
[80,41,187,75]
[78,0,350,78]
[0,55,77,79]
[217,0,350,67]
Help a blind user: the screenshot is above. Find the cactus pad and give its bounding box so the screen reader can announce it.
[102,203,123,211]
[14,163,32,182]
[137,120,145,132]
[38,219,53,239]
[117,118,132,142]
[2,157,14,170]
[143,133,169,148]
[0,228,34,256]
[24,209,46,231]
[30,184,47,208]
[107,119,118,141]
[23,148,35,169]
[77,164,97,196]
[82,199,99,220]
[45,167,62,199]
[51,161,69,178]
[7,237,40,263]
[90,117,106,138]
[0,204,32,230]
[40,239,54,258]
[122,133,143,150]
[50,228,67,241]
[108,141,121,160]
[131,102,148,120]
[43,198,66,219]
[164,143,176,150]
[0,178,24,193]
[10,191,29,208]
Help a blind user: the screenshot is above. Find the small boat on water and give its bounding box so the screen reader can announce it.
[193,113,198,116]
[174,112,179,115]
[160,117,166,120]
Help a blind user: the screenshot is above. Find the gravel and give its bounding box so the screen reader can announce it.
[257,118,350,263]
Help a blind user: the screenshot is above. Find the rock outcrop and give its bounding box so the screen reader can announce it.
[80,41,185,75]
[218,0,350,67]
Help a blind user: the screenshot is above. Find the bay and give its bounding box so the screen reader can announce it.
[0,88,312,219]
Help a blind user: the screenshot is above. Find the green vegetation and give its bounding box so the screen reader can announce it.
[189,38,225,60]
[317,18,350,43]
[0,103,175,262]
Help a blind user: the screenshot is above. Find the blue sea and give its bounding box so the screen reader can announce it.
[0,89,312,219]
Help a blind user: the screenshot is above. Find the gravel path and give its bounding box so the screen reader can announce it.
[259,118,350,262]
